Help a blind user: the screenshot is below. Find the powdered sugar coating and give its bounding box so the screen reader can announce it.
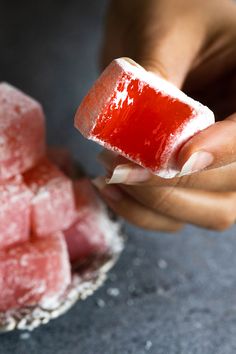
[0,83,46,180]
[75,58,215,178]
[0,232,71,312]
[64,179,118,263]
[24,159,76,236]
[0,175,33,249]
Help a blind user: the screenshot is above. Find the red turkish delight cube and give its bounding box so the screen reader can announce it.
[24,159,76,236]
[0,232,71,311]
[0,83,46,180]
[0,176,32,250]
[63,179,116,263]
[75,58,215,178]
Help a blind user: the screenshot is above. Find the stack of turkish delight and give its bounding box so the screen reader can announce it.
[1,57,215,313]
[0,83,111,312]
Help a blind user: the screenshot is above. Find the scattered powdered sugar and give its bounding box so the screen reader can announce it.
[107,287,120,297]
[96,298,106,308]
[145,340,153,351]
[158,259,168,269]
[20,332,31,340]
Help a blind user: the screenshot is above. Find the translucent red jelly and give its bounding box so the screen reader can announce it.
[75,58,215,177]
[92,75,193,170]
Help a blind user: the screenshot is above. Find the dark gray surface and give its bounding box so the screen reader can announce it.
[1,1,236,353]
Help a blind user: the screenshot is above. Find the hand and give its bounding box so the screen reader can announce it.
[94,0,236,232]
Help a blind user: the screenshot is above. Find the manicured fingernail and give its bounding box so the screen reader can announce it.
[106,164,151,184]
[97,150,118,170]
[179,151,214,176]
[92,177,122,201]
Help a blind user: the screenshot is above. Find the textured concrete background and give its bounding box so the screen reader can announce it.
[1,1,236,353]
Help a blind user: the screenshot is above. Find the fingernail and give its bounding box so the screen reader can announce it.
[106,164,151,184]
[92,177,122,201]
[179,151,214,176]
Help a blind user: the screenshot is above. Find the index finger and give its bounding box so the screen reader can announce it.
[99,150,236,192]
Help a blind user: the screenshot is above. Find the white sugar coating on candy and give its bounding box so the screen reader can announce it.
[0,232,71,312]
[0,175,33,250]
[75,58,215,178]
[74,179,118,239]
[23,159,76,236]
[0,83,46,180]
[64,179,120,263]
[159,111,213,177]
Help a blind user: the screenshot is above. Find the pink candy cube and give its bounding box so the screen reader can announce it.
[24,159,76,236]
[0,83,46,180]
[64,179,115,263]
[75,58,215,178]
[0,232,71,311]
[0,176,32,250]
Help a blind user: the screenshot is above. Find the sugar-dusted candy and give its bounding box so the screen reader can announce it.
[63,179,115,263]
[0,176,32,250]
[75,58,215,178]
[24,159,76,236]
[0,232,71,311]
[0,83,46,180]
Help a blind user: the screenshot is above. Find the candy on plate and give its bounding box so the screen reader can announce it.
[24,159,76,236]
[0,83,46,180]
[0,176,32,250]
[64,179,115,263]
[0,232,71,311]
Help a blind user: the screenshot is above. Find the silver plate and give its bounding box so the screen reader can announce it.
[0,219,124,332]
[0,163,124,332]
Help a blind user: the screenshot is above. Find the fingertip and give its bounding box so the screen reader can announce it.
[177,150,214,176]
[176,126,215,176]
[107,164,151,185]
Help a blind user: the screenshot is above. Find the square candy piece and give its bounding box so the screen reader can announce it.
[24,159,76,236]
[64,179,118,264]
[0,83,46,180]
[0,232,71,311]
[75,58,215,178]
[0,176,32,250]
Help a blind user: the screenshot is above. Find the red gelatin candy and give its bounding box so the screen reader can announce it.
[75,58,215,178]
[0,83,46,180]
[0,232,71,311]
[0,176,32,250]
[63,179,115,263]
[24,158,76,236]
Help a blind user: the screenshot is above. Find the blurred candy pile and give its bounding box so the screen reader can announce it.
[0,83,114,313]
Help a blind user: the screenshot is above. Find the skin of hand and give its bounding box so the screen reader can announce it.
[93,0,236,232]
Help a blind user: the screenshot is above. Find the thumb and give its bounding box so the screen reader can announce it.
[135,16,206,88]
[102,1,207,89]
[177,113,236,175]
